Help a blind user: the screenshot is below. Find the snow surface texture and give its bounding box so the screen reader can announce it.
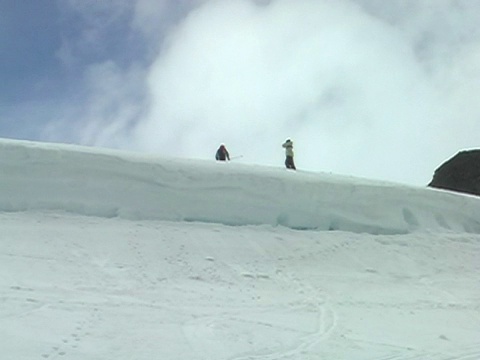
[1,138,479,360]
[1,139,479,235]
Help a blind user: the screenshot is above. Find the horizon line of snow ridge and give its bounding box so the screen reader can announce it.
[0,138,479,234]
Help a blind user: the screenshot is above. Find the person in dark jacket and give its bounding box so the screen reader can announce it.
[282,139,296,170]
[215,144,230,161]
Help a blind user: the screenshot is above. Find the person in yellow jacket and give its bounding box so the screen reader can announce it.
[282,139,296,170]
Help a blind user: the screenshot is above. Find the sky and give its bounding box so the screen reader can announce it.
[1,137,480,359]
[1,0,480,186]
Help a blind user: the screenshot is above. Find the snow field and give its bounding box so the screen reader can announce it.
[0,138,479,359]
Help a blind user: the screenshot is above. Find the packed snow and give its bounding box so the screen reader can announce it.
[1,138,479,360]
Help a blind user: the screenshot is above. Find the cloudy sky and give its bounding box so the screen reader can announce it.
[1,0,479,185]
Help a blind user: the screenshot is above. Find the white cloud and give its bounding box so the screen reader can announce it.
[128,0,480,185]
[43,61,148,148]
[45,0,480,185]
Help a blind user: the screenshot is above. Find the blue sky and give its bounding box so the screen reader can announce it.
[1,0,480,185]
[1,1,62,101]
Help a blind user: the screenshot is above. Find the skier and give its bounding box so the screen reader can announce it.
[215,144,230,161]
[282,139,296,170]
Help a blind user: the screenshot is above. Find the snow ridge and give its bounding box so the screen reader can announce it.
[1,138,479,234]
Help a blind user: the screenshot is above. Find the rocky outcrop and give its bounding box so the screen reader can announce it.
[428,150,480,196]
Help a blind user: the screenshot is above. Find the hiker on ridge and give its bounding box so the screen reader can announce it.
[215,144,230,161]
[282,139,296,170]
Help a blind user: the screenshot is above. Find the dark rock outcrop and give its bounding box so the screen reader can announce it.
[428,150,480,196]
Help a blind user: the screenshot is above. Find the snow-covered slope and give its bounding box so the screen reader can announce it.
[1,139,479,360]
[1,138,479,234]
